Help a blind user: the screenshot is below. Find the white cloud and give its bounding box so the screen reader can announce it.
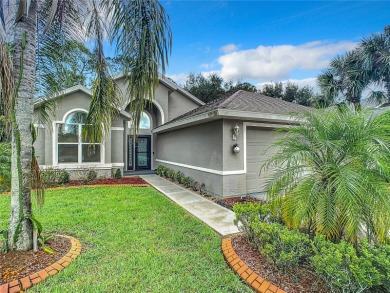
[220,43,240,54]
[166,73,188,85]
[218,41,357,81]
[257,78,320,93]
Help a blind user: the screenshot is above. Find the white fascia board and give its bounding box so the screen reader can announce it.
[153,110,219,133]
[34,85,92,108]
[153,109,304,133]
[217,109,304,124]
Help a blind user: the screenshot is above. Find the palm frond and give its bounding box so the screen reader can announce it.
[105,0,172,134]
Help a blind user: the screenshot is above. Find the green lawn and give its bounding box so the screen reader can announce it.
[0,186,250,292]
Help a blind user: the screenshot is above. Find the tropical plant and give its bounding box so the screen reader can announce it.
[0,0,171,251]
[358,26,390,103]
[318,50,371,108]
[0,142,11,192]
[263,106,390,244]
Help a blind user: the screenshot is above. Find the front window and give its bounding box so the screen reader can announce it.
[139,112,151,129]
[57,111,101,164]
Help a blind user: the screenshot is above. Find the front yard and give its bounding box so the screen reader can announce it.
[0,186,250,292]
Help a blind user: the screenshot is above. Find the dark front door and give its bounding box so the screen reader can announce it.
[128,135,151,170]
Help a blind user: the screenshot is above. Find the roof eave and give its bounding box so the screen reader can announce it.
[153,109,304,134]
[113,73,205,106]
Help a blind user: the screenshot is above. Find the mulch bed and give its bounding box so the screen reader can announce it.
[0,236,71,285]
[66,176,148,186]
[232,234,329,293]
[216,196,264,211]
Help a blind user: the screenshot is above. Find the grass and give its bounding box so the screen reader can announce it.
[0,186,250,292]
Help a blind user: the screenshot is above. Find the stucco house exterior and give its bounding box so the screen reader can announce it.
[33,75,309,197]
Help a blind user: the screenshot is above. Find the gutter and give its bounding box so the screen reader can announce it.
[153,109,304,134]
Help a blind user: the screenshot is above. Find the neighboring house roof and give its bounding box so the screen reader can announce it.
[154,90,310,133]
[34,74,204,108]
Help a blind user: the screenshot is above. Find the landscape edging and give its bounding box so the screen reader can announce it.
[222,237,287,293]
[0,235,81,293]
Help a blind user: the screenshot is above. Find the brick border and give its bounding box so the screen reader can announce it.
[0,235,81,293]
[222,238,286,293]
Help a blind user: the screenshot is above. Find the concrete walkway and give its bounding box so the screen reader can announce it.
[140,175,240,236]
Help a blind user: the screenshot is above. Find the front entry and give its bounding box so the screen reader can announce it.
[127,135,151,170]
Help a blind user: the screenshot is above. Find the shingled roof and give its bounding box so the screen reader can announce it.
[165,90,311,126]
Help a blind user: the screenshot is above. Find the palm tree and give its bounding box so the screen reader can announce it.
[0,0,171,251]
[263,107,390,244]
[358,26,390,104]
[318,50,370,108]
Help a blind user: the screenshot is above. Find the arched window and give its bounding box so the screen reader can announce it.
[57,110,101,164]
[139,112,151,129]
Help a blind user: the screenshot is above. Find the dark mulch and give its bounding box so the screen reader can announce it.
[67,176,148,186]
[232,234,329,293]
[216,196,264,211]
[0,236,71,284]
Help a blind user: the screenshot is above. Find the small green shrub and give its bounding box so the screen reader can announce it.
[362,243,390,292]
[174,171,184,183]
[156,165,167,177]
[114,168,122,179]
[250,221,313,271]
[181,176,191,188]
[192,181,200,192]
[87,170,97,182]
[233,202,279,236]
[311,236,384,293]
[41,168,70,187]
[166,169,175,180]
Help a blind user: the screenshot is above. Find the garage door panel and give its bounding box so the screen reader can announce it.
[246,128,282,194]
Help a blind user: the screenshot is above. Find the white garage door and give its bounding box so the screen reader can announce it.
[246,127,282,194]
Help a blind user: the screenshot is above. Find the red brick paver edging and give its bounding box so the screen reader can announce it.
[222,238,287,293]
[0,235,81,293]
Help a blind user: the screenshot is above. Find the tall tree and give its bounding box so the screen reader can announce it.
[318,51,370,108]
[0,0,171,251]
[261,82,283,99]
[358,26,390,103]
[260,81,316,106]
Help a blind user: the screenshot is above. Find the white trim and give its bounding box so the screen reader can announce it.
[111,127,124,131]
[152,100,165,125]
[40,164,112,170]
[112,163,124,167]
[156,159,245,175]
[34,124,45,129]
[60,108,88,123]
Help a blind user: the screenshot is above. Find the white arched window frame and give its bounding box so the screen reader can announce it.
[53,109,104,166]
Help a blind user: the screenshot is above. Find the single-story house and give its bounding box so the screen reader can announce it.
[33,74,309,197]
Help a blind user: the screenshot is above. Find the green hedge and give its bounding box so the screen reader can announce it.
[234,203,390,292]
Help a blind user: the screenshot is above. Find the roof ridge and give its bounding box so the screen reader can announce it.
[219,90,243,109]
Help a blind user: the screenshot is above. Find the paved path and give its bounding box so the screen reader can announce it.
[140,175,240,236]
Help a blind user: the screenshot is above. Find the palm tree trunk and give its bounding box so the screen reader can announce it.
[8,0,37,251]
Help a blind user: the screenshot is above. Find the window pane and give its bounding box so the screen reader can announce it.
[58,124,79,143]
[82,145,100,163]
[58,144,78,163]
[81,125,93,143]
[66,111,87,124]
[139,112,151,129]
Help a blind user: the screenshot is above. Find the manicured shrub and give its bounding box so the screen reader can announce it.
[174,171,184,183]
[311,236,384,293]
[87,169,97,182]
[41,168,70,186]
[250,221,313,271]
[181,176,191,188]
[233,202,279,236]
[166,169,175,180]
[114,168,122,179]
[156,165,167,177]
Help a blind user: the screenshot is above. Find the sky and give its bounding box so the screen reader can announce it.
[158,0,390,91]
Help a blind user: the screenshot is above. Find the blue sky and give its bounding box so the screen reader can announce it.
[159,0,390,90]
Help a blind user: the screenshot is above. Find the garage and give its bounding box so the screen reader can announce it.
[246,127,283,195]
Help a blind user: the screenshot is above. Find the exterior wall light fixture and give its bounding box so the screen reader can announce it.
[232,123,240,141]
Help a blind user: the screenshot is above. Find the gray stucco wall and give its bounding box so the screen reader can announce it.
[157,120,223,170]
[168,91,199,121]
[156,120,224,196]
